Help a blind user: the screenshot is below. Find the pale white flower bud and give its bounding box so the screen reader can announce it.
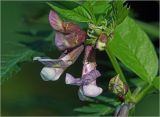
[40,67,64,81]
[83,84,103,97]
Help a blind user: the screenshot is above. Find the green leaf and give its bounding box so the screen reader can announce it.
[82,1,111,24]
[112,1,129,25]
[74,104,113,115]
[1,2,53,82]
[95,95,120,106]
[47,2,91,22]
[152,77,160,90]
[95,95,115,103]
[108,17,158,82]
[92,1,110,15]
[83,1,110,15]
[74,94,121,116]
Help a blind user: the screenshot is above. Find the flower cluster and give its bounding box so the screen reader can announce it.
[66,46,102,100]
[33,11,103,100]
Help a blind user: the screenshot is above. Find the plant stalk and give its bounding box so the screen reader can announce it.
[105,47,131,96]
[134,84,153,103]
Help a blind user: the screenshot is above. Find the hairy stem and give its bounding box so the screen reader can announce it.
[105,47,131,96]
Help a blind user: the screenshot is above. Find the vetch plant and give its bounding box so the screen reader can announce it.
[32,1,159,116]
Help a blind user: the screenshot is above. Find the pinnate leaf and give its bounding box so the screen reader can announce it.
[74,104,113,115]
[112,1,129,25]
[47,2,91,22]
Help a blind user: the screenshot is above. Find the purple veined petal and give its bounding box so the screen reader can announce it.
[81,70,101,85]
[33,57,68,68]
[65,32,86,48]
[49,11,64,32]
[63,22,81,33]
[55,32,86,51]
[82,46,97,76]
[40,67,65,81]
[78,87,89,101]
[82,63,97,76]
[59,50,68,59]
[83,84,103,97]
[61,45,84,65]
[83,46,95,64]
[55,32,70,51]
[65,73,82,86]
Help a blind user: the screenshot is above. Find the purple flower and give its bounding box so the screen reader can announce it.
[49,10,86,51]
[34,10,103,101]
[33,45,84,81]
[65,46,103,100]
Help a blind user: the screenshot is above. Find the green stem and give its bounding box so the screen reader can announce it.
[134,84,153,103]
[105,48,126,83]
[105,47,131,96]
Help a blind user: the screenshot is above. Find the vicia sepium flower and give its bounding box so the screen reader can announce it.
[33,45,84,81]
[49,10,86,51]
[65,46,103,100]
[33,10,86,82]
[34,10,103,101]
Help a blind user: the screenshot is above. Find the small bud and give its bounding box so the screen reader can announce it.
[108,74,128,96]
[114,103,129,117]
[40,67,64,81]
[96,33,108,51]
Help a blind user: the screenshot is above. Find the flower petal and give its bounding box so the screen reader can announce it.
[78,87,89,101]
[83,84,103,97]
[83,46,95,64]
[63,22,81,33]
[49,10,64,31]
[40,67,65,81]
[55,32,70,51]
[55,31,86,51]
[82,70,101,85]
[61,45,84,65]
[65,73,81,86]
[65,31,86,48]
[82,63,97,76]
[33,57,68,68]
